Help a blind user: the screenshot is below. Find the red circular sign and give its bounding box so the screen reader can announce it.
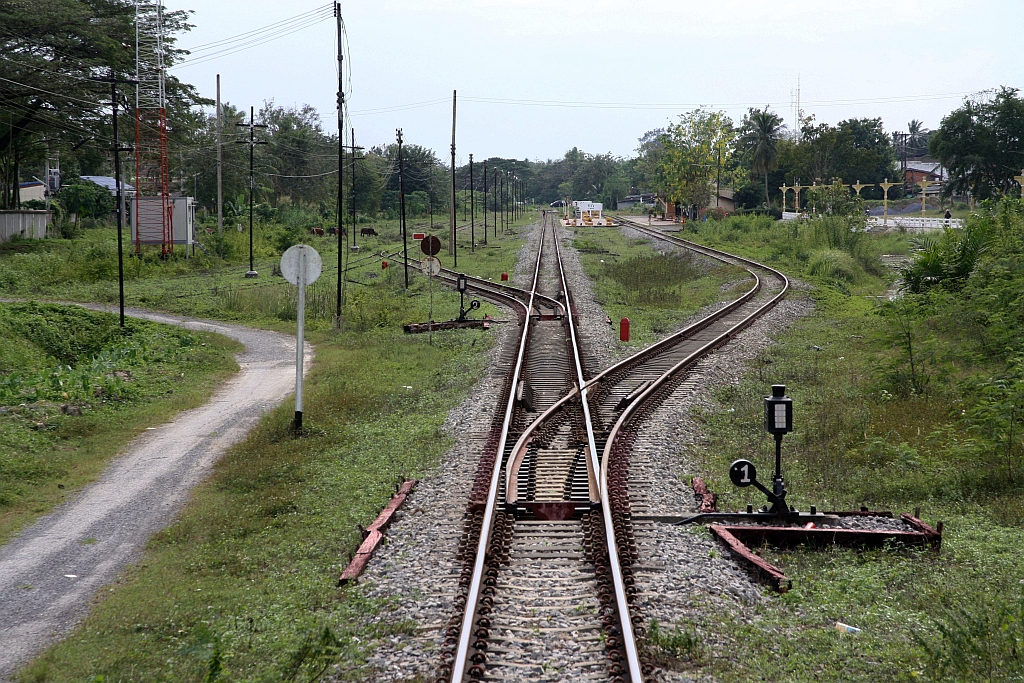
[420,235,442,256]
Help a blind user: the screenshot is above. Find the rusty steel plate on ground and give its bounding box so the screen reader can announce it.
[420,235,441,256]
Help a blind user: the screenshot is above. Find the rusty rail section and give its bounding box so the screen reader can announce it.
[338,479,419,586]
[710,514,943,593]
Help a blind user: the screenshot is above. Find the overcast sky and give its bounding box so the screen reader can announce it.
[165,0,1022,163]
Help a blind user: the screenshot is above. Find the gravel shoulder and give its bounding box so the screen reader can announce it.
[0,306,311,681]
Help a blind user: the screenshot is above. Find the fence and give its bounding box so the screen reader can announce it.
[866,216,964,231]
[782,211,964,232]
[0,210,50,243]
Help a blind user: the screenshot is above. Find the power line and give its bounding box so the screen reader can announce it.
[184,5,332,52]
[171,6,333,70]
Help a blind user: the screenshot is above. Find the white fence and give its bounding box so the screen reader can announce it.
[0,210,50,243]
[866,216,963,231]
[783,211,963,232]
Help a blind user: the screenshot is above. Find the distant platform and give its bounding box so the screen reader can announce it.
[561,218,615,227]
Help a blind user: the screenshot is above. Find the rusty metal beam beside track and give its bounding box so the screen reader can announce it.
[338,479,419,586]
[710,514,943,593]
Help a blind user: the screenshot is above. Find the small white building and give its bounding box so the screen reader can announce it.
[563,200,613,226]
[573,200,603,219]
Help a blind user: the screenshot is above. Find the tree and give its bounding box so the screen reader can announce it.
[908,119,930,157]
[259,101,335,208]
[634,128,667,194]
[738,107,784,207]
[930,87,1024,201]
[0,0,202,209]
[661,109,734,210]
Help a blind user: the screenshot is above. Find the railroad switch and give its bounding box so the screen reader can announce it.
[728,384,826,522]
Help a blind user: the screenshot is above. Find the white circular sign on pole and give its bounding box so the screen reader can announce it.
[420,256,441,277]
[279,244,321,433]
[281,244,322,285]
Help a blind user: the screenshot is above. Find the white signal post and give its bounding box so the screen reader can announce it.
[281,244,322,432]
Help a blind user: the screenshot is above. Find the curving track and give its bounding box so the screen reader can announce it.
[398,214,790,683]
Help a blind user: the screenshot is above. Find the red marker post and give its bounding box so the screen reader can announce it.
[620,317,630,342]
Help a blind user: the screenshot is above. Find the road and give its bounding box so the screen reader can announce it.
[0,306,311,680]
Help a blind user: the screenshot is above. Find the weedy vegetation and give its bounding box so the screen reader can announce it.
[10,212,533,681]
[0,302,240,544]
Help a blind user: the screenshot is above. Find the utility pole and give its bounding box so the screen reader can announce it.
[449,89,457,266]
[469,153,475,252]
[236,106,266,278]
[398,128,409,289]
[351,127,357,243]
[482,159,487,246]
[335,1,345,323]
[216,74,223,240]
[493,167,498,238]
[90,72,136,328]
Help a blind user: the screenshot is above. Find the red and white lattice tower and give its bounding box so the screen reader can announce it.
[134,0,172,255]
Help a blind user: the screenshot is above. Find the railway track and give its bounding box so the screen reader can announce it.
[422,214,789,682]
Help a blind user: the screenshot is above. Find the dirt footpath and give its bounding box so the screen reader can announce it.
[0,307,311,680]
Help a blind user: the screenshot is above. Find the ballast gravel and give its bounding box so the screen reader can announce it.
[350,220,906,682]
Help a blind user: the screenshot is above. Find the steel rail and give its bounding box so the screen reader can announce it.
[552,221,643,682]
[380,248,566,315]
[598,217,790,683]
[503,224,768,488]
[448,223,548,683]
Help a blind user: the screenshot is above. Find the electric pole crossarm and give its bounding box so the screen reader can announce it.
[89,73,137,328]
[236,107,267,277]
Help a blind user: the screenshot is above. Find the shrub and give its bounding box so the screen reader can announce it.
[808,249,857,282]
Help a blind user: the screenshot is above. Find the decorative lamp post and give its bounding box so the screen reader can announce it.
[879,178,898,227]
[791,182,808,213]
[779,185,790,213]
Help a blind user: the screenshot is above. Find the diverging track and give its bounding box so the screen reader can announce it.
[432,216,788,683]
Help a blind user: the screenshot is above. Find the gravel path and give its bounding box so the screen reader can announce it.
[0,306,310,681]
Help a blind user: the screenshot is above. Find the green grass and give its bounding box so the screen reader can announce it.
[12,214,534,682]
[611,212,1024,683]
[0,213,533,333]
[16,312,499,683]
[573,224,749,345]
[0,301,240,545]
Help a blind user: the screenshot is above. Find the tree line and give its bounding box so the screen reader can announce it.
[3,0,1021,218]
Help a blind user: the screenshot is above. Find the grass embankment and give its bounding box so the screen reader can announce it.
[14,214,534,682]
[0,212,528,332]
[0,302,240,545]
[604,210,1024,682]
[572,225,749,345]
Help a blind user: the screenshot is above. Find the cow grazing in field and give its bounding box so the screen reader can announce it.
[311,227,325,237]
[360,227,378,237]
[327,227,347,237]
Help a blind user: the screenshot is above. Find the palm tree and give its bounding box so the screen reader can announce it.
[739,108,785,208]
[907,119,930,156]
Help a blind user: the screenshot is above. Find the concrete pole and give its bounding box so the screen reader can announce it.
[216,74,223,238]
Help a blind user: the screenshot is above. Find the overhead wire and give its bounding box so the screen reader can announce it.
[184,4,332,53]
[171,5,333,70]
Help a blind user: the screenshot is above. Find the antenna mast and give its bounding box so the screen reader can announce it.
[135,0,173,255]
